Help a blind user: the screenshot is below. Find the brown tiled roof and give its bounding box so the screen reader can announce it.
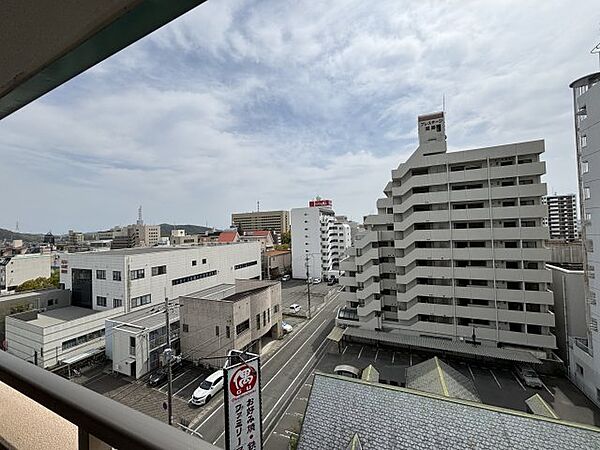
[218,231,238,243]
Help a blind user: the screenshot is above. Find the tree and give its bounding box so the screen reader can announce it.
[281,231,291,245]
[15,270,59,292]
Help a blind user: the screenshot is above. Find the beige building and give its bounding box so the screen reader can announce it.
[111,223,161,249]
[0,254,52,293]
[179,280,282,368]
[337,111,555,358]
[264,250,291,279]
[231,210,290,236]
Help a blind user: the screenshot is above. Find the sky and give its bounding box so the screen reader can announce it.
[1,0,599,233]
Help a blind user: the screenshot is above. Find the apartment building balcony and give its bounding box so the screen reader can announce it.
[356,282,381,301]
[357,298,382,318]
[400,284,454,300]
[449,187,490,203]
[364,214,393,226]
[339,290,358,304]
[448,167,489,183]
[339,276,357,288]
[396,247,453,266]
[355,247,380,267]
[453,267,495,280]
[399,303,454,319]
[356,264,381,283]
[452,228,492,241]
[450,208,492,222]
[396,229,452,246]
[0,351,214,450]
[456,305,498,321]
[456,325,498,341]
[493,226,548,240]
[392,191,450,213]
[391,171,449,195]
[396,266,453,284]
[454,286,495,301]
[490,183,547,200]
[376,197,393,209]
[492,205,547,220]
[572,337,594,358]
[340,257,356,272]
[452,247,492,260]
[493,247,550,261]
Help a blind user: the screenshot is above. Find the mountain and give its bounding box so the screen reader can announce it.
[0,228,44,242]
[158,223,216,237]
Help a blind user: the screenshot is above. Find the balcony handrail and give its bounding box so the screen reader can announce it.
[0,350,217,450]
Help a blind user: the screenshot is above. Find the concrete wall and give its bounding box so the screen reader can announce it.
[549,265,585,362]
[1,254,51,291]
[546,240,584,265]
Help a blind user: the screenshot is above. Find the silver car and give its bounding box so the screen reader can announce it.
[516,365,543,388]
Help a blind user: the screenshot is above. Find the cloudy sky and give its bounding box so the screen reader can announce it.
[1,0,599,233]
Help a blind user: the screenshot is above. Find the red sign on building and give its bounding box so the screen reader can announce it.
[309,199,332,208]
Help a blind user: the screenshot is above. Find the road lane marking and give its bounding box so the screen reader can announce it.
[174,373,205,396]
[374,348,379,362]
[468,365,475,381]
[512,372,526,390]
[409,353,413,366]
[490,369,502,389]
[392,352,396,364]
[357,346,364,359]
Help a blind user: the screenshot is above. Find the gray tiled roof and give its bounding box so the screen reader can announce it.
[297,373,600,450]
[406,357,480,402]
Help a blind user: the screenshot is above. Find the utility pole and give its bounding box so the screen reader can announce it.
[164,295,173,426]
[305,254,312,319]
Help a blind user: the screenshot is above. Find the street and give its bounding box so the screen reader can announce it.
[188,286,344,446]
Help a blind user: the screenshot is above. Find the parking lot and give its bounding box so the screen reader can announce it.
[317,342,600,426]
[281,278,338,317]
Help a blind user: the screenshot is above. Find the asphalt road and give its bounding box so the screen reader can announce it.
[188,287,344,447]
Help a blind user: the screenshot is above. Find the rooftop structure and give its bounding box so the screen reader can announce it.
[297,373,600,450]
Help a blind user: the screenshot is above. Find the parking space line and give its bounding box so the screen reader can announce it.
[174,373,205,396]
[357,346,364,359]
[392,352,395,364]
[157,370,190,392]
[409,353,413,366]
[468,365,475,381]
[374,349,379,362]
[490,369,502,389]
[540,380,555,398]
[342,345,348,355]
[512,372,526,390]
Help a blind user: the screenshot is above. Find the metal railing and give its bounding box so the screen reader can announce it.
[575,337,594,356]
[0,350,218,450]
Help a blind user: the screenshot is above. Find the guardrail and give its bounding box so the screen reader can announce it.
[0,350,218,450]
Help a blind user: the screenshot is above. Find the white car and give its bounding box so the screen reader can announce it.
[281,275,291,281]
[282,321,293,334]
[290,303,302,314]
[189,370,224,406]
[313,277,322,284]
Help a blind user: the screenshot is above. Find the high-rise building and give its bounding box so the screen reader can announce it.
[231,210,290,237]
[568,71,600,407]
[543,194,579,241]
[337,112,555,358]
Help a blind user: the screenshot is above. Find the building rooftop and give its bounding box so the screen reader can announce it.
[13,306,98,327]
[183,280,278,303]
[110,302,178,331]
[405,356,480,402]
[265,249,291,257]
[218,231,239,243]
[0,288,64,303]
[298,373,600,450]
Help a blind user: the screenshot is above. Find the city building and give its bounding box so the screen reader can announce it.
[43,232,55,245]
[0,254,52,293]
[263,249,291,279]
[548,263,585,363]
[291,200,337,280]
[106,302,180,378]
[335,215,362,246]
[568,71,600,406]
[217,230,239,244]
[179,280,282,368]
[337,112,555,358]
[297,373,600,450]
[3,245,262,367]
[543,194,579,241]
[110,223,161,249]
[231,210,290,238]
[170,229,199,246]
[240,230,274,253]
[0,289,69,343]
[329,220,352,274]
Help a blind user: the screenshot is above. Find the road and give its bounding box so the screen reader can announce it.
[189,287,343,447]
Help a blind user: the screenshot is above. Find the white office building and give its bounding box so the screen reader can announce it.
[291,201,336,280]
[337,112,555,358]
[568,71,600,406]
[0,254,52,293]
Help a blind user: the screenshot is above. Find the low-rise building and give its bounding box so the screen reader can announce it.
[179,280,282,368]
[240,230,274,253]
[0,254,52,292]
[110,224,161,249]
[106,302,180,378]
[264,250,291,279]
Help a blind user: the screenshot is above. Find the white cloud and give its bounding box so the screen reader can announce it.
[1,0,599,232]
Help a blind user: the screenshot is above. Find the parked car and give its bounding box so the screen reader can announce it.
[281,274,291,281]
[515,365,543,388]
[282,321,293,334]
[189,370,224,406]
[327,279,336,286]
[290,303,302,314]
[147,358,184,386]
[313,277,322,284]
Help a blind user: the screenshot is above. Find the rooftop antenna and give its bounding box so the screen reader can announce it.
[257,200,260,212]
[137,205,144,225]
[15,220,19,232]
[442,94,446,113]
[592,40,600,69]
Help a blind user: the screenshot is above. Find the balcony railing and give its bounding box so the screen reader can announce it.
[0,350,217,450]
[575,337,593,356]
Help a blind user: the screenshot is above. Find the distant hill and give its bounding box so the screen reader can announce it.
[0,228,44,242]
[159,223,216,237]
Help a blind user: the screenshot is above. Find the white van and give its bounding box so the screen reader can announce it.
[189,370,224,406]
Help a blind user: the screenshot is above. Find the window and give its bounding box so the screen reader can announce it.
[151,265,167,276]
[47,299,55,306]
[506,261,519,269]
[61,329,105,351]
[215,326,220,336]
[113,271,121,281]
[96,296,107,307]
[171,270,217,285]
[583,161,590,173]
[96,270,106,280]
[131,294,151,308]
[113,298,122,308]
[256,314,261,330]
[581,135,588,147]
[577,364,584,376]
[236,319,250,335]
[522,241,537,249]
[234,260,258,270]
[183,324,189,333]
[192,260,197,266]
[131,269,145,280]
[267,308,271,323]
[202,258,207,264]
[521,220,536,227]
[226,326,231,338]
[585,187,591,200]
[274,304,280,313]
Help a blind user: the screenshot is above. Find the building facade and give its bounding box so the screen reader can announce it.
[264,249,291,279]
[179,280,282,369]
[543,194,579,241]
[337,112,555,358]
[0,254,52,292]
[231,210,290,239]
[568,71,600,406]
[110,224,161,249]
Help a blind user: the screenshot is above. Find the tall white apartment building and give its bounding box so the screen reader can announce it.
[543,194,579,241]
[337,112,556,358]
[568,71,600,406]
[330,221,352,271]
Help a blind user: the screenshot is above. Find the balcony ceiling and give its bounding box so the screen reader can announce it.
[0,0,207,120]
